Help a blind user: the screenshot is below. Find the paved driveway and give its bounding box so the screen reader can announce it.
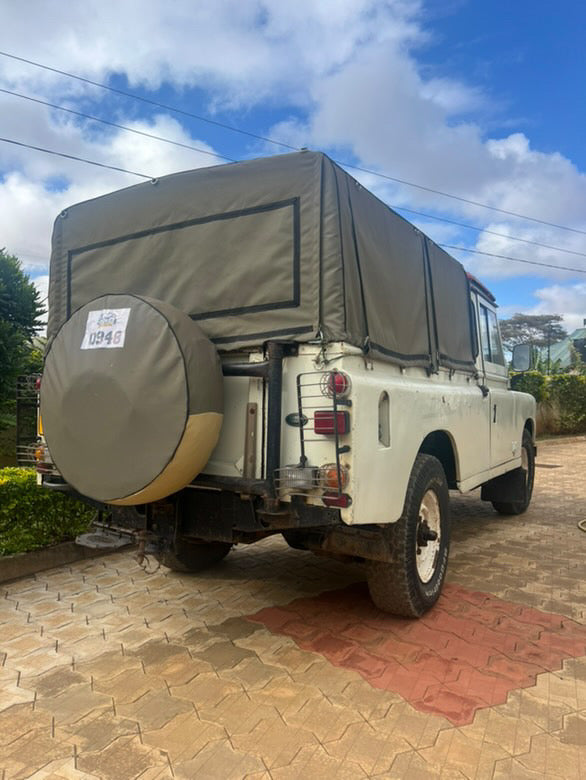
[1,437,585,779]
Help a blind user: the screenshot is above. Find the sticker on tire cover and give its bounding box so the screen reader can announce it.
[80,308,131,350]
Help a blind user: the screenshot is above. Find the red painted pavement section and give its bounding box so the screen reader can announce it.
[248,583,586,726]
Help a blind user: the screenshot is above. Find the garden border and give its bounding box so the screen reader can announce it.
[0,540,133,584]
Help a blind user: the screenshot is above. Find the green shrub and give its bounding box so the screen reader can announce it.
[510,371,547,402]
[546,375,586,434]
[0,467,94,556]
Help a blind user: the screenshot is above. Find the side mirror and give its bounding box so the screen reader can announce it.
[511,343,531,372]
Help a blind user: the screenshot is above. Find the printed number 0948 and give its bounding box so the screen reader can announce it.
[88,329,123,346]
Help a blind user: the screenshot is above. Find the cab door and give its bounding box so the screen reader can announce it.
[477,300,518,468]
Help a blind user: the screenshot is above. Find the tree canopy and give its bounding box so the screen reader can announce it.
[0,249,45,403]
[499,313,567,352]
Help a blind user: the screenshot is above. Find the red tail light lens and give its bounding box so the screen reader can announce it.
[321,371,351,399]
[35,376,42,391]
[314,410,349,435]
[323,492,351,508]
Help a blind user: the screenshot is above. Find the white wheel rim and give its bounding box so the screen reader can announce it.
[416,489,441,584]
[521,446,529,473]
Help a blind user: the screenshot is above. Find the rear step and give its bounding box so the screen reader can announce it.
[75,529,132,550]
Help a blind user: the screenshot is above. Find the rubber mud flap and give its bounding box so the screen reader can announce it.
[41,293,223,504]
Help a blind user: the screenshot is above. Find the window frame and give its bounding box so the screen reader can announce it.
[478,299,507,374]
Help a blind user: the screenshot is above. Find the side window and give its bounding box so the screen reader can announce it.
[487,309,505,365]
[469,295,479,359]
[479,302,505,366]
[479,303,491,363]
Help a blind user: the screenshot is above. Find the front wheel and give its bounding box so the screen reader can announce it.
[155,539,232,573]
[366,454,450,617]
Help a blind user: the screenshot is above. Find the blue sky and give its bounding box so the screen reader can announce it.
[1,0,585,331]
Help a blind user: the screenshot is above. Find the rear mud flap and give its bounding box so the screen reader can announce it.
[480,467,526,503]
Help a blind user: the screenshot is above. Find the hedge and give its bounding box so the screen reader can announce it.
[510,372,547,403]
[511,372,586,435]
[547,375,586,434]
[0,467,94,556]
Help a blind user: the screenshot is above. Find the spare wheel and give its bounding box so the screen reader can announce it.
[41,294,223,505]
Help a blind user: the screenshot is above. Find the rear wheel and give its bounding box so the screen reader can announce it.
[491,429,535,515]
[366,454,450,617]
[155,539,232,573]
[282,531,310,551]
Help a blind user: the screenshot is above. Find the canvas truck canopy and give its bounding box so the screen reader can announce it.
[47,151,476,371]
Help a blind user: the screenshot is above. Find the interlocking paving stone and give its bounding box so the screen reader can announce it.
[417,726,511,778]
[20,668,87,698]
[271,744,369,778]
[141,711,225,763]
[1,730,72,779]
[93,669,167,704]
[198,690,278,735]
[169,671,241,710]
[0,436,585,778]
[322,720,412,775]
[75,735,165,780]
[369,700,452,750]
[248,580,586,725]
[230,717,318,769]
[170,739,266,779]
[116,689,194,730]
[216,654,288,691]
[558,711,586,746]
[250,675,324,717]
[57,711,139,752]
[35,684,113,725]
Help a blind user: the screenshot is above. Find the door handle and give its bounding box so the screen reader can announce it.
[493,404,497,423]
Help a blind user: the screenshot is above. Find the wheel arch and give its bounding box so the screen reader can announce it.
[418,430,459,489]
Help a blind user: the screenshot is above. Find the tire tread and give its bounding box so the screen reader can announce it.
[367,454,449,617]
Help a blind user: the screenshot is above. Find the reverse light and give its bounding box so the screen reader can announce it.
[314,410,349,436]
[318,463,349,492]
[278,465,316,491]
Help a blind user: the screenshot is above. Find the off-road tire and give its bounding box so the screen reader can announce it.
[156,540,232,573]
[492,429,535,516]
[366,454,450,617]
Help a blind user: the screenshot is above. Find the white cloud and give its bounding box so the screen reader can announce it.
[1,0,585,312]
[530,283,586,333]
[1,1,421,104]
[0,108,222,272]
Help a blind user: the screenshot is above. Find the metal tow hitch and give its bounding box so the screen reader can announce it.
[134,530,161,574]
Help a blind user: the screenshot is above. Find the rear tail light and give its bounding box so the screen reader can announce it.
[35,376,42,391]
[35,444,49,474]
[318,463,349,492]
[314,410,349,435]
[321,371,351,399]
[323,492,351,508]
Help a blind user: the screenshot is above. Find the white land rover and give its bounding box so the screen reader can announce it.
[32,151,536,617]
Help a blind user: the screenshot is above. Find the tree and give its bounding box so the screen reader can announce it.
[499,313,567,352]
[0,249,45,404]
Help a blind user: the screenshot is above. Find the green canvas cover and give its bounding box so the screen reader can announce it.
[47,151,476,372]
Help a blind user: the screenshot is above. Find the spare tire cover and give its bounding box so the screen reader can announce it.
[41,294,223,505]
